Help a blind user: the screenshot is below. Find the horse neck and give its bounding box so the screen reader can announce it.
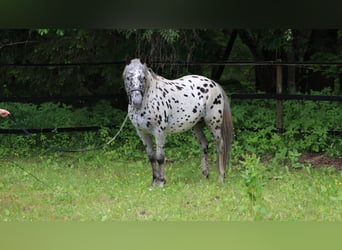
[145,69,158,93]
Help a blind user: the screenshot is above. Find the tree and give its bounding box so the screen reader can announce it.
[297,29,340,92]
[210,29,237,81]
[0,29,132,98]
[238,29,341,93]
[1,29,340,101]
[238,29,293,93]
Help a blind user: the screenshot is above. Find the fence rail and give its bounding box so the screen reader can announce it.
[0,126,102,135]
[0,95,122,104]
[1,93,341,135]
[1,93,341,104]
[1,61,341,135]
[232,93,342,102]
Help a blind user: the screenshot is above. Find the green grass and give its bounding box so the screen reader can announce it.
[0,152,341,221]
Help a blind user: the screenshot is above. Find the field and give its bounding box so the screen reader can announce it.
[0,97,341,222]
[1,151,341,222]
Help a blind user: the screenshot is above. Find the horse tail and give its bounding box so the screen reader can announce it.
[220,87,234,170]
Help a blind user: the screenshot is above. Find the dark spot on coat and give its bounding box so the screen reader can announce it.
[213,94,222,105]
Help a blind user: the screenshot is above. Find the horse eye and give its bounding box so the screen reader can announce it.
[138,76,145,82]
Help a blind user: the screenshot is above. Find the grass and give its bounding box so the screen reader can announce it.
[0,151,341,221]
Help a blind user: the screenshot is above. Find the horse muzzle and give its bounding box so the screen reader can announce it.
[129,90,143,108]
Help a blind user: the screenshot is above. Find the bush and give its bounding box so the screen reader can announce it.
[0,101,130,157]
[230,90,341,165]
[0,89,340,165]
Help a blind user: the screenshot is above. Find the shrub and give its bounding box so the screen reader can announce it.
[0,89,340,164]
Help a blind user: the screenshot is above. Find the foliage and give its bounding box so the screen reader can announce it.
[1,29,341,97]
[0,101,128,157]
[231,89,341,165]
[239,154,268,220]
[0,29,129,97]
[0,88,340,165]
[258,29,294,52]
[307,52,342,82]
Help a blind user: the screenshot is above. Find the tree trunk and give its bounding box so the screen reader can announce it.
[211,29,237,81]
[287,51,296,94]
[255,65,276,92]
[298,29,338,92]
[238,29,277,93]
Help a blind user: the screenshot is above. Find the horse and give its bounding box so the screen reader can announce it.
[123,58,233,187]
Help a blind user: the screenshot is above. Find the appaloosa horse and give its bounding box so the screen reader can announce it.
[123,58,233,187]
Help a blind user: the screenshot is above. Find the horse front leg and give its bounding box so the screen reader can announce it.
[154,132,166,187]
[137,131,160,187]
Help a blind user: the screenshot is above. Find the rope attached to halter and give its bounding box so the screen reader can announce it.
[6,113,129,202]
[8,113,129,153]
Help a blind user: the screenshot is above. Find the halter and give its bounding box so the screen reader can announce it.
[124,61,152,106]
[126,86,145,105]
[127,86,144,94]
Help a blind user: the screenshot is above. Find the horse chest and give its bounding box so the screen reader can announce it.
[128,101,168,134]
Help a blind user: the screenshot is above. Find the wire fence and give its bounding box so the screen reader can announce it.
[1,93,340,135]
[1,61,341,135]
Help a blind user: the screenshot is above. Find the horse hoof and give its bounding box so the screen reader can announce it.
[151,178,166,188]
[202,170,209,178]
[159,178,166,188]
[218,175,225,184]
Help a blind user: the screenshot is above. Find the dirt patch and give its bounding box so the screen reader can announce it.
[299,153,342,170]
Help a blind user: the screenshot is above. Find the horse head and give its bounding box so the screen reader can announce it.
[123,58,148,109]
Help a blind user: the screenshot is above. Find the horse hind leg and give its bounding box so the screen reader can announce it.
[206,96,232,183]
[208,127,226,183]
[192,122,209,178]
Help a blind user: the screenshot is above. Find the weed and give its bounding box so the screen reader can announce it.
[239,154,268,220]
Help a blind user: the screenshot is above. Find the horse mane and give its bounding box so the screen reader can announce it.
[147,67,166,82]
[147,68,158,79]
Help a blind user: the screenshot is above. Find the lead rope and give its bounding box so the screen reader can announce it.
[7,113,129,202]
[8,113,129,152]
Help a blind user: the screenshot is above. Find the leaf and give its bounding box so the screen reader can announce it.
[37,29,49,36]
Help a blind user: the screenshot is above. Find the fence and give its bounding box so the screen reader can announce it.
[0,61,341,135]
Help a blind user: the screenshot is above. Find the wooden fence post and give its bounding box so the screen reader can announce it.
[276,63,283,134]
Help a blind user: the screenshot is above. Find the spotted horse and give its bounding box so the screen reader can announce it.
[123,58,233,187]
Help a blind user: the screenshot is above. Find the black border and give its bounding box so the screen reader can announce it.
[0,0,341,28]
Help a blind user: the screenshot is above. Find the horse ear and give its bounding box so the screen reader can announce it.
[139,55,146,65]
[144,57,150,66]
[125,56,132,65]
[139,55,150,66]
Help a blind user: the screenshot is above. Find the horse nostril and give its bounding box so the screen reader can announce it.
[131,91,143,107]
